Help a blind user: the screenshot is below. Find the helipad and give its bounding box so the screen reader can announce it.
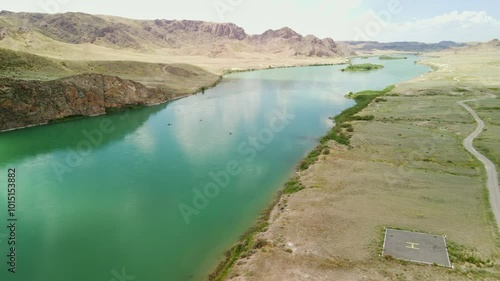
[382,229,452,268]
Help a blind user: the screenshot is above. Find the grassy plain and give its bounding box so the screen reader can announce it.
[221,49,500,280]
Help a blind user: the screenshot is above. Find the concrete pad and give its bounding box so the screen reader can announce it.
[382,229,452,268]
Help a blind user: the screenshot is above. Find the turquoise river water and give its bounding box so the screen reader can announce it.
[0,56,429,281]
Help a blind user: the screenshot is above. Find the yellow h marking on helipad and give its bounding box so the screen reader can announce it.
[406,242,420,250]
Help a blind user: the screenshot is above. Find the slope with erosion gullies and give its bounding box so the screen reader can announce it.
[0,48,220,95]
[0,10,352,58]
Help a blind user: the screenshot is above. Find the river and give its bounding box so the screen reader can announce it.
[0,56,429,281]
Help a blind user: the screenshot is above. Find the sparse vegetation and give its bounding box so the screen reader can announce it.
[447,241,494,268]
[283,177,306,194]
[299,144,328,170]
[208,195,279,281]
[379,55,408,60]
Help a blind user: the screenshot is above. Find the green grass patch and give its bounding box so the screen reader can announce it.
[341,63,384,72]
[320,85,394,146]
[299,144,328,170]
[283,176,306,194]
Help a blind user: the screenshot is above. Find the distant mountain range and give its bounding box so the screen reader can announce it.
[0,10,478,60]
[0,10,353,58]
[342,41,467,52]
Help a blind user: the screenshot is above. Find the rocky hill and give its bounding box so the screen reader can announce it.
[0,10,352,132]
[468,38,500,48]
[0,74,180,131]
[0,11,351,57]
[449,38,500,53]
[489,38,500,47]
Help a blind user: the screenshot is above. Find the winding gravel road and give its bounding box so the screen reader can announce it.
[457,94,500,230]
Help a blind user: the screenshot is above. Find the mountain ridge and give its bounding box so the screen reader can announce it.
[0,10,351,57]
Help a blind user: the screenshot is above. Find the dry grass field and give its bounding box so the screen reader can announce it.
[221,49,500,280]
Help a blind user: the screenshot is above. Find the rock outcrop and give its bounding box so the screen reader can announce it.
[150,20,247,40]
[0,74,177,131]
[249,28,345,57]
[488,38,500,47]
[0,27,7,40]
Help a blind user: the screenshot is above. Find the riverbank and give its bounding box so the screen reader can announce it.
[207,86,395,281]
[0,74,223,133]
[213,50,500,280]
[222,60,349,75]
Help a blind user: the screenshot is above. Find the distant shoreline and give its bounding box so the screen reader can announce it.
[0,59,351,134]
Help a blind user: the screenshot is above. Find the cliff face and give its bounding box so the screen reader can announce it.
[0,74,177,131]
[150,20,247,40]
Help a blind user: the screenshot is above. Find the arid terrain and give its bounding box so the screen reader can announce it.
[218,45,500,280]
[0,11,352,74]
[0,11,356,131]
[1,10,499,281]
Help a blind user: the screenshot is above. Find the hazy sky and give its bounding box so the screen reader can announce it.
[2,0,500,42]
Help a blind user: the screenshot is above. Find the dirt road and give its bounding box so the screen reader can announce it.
[458,93,500,230]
